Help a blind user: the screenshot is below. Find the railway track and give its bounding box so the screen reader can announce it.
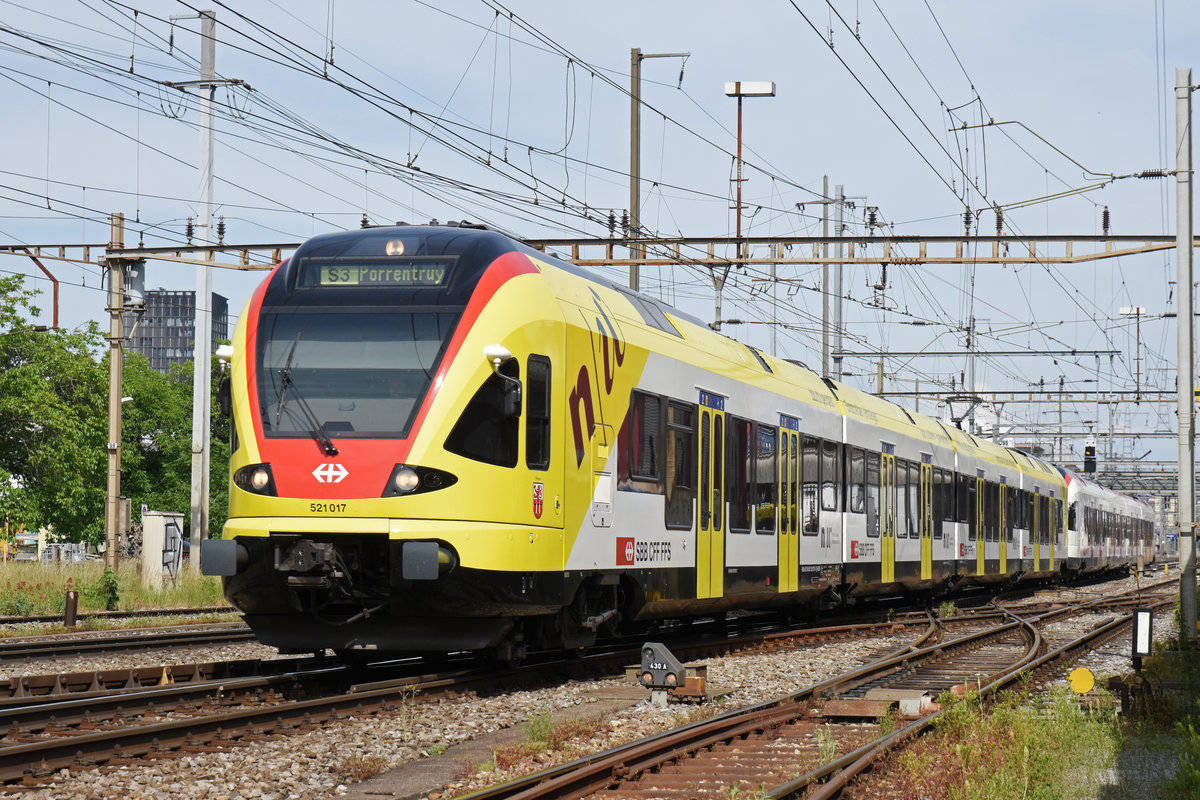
[0,611,941,787]
[452,583,1174,800]
[0,605,234,627]
[0,576,1170,792]
[0,622,255,663]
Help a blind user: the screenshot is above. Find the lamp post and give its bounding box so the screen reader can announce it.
[719,80,775,332]
[630,48,689,291]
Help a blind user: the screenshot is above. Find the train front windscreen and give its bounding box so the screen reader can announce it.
[256,308,460,439]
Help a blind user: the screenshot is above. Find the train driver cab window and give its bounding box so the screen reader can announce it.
[865,453,880,537]
[821,439,840,512]
[525,355,551,470]
[802,436,820,535]
[664,401,695,530]
[849,448,866,513]
[445,359,520,467]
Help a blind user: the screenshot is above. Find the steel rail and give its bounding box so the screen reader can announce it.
[0,624,254,661]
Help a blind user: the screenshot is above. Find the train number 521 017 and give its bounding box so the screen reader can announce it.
[309,502,347,514]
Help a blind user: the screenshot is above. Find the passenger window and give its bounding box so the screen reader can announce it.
[802,436,820,535]
[849,448,865,513]
[865,453,880,537]
[445,360,519,467]
[821,439,839,512]
[525,356,551,470]
[727,417,751,532]
[664,402,695,530]
[755,424,776,534]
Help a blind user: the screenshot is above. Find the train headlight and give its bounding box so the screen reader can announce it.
[234,463,277,496]
[393,467,420,494]
[381,464,458,497]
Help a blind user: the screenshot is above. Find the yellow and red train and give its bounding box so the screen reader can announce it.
[201,222,1154,660]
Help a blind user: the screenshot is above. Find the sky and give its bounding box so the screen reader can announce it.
[0,0,1196,466]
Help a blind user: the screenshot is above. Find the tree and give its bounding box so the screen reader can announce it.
[0,276,230,543]
[0,276,107,543]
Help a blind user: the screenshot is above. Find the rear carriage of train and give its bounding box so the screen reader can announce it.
[1064,471,1150,574]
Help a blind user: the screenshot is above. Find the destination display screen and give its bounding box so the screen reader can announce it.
[298,258,454,288]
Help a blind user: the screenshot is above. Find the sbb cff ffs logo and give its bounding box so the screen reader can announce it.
[617,537,635,566]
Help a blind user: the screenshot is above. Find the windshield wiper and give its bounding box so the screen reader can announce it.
[274,333,340,456]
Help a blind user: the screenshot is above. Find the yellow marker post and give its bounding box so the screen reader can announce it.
[1068,667,1096,694]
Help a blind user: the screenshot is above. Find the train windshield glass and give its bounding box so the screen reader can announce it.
[257,310,459,438]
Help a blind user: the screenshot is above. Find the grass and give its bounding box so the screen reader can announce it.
[857,616,1200,800]
[0,559,226,618]
[861,685,1123,799]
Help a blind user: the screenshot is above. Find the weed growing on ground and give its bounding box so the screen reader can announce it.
[938,600,958,618]
[336,754,389,782]
[815,724,838,762]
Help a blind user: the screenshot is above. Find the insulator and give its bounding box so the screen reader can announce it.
[963,207,973,233]
[361,213,369,229]
[185,217,194,245]
[1136,169,1166,179]
[217,216,226,244]
[867,206,877,230]
[608,211,616,238]
[1102,206,1110,236]
[621,210,630,237]
[994,204,1003,236]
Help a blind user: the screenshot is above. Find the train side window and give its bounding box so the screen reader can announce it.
[865,453,880,537]
[802,436,820,534]
[525,356,551,470]
[821,439,839,512]
[664,401,695,530]
[755,423,777,534]
[957,474,971,524]
[444,360,520,467]
[895,461,909,539]
[1068,501,1077,531]
[727,417,751,533]
[849,448,865,513]
[1004,488,1013,543]
[932,468,945,537]
[941,468,954,522]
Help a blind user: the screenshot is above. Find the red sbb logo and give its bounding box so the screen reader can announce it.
[850,540,859,559]
[616,537,635,566]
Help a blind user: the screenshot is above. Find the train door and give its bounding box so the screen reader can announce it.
[881,447,896,583]
[919,459,933,580]
[778,422,800,593]
[697,392,725,599]
[975,475,985,576]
